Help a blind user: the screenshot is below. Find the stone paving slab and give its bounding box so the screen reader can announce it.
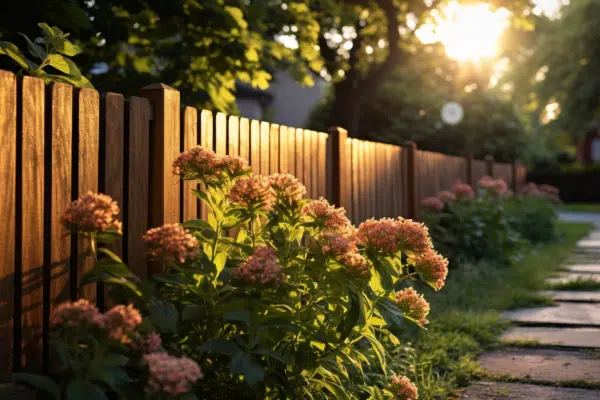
[500,327,600,348]
[567,264,600,274]
[502,302,600,327]
[540,290,600,302]
[546,273,600,285]
[461,382,600,399]
[479,348,600,383]
[577,239,600,248]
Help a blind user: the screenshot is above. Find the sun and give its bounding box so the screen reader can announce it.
[416,1,511,62]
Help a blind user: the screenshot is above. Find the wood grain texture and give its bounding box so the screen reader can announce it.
[102,93,124,257]
[76,88,100,302]
[317,133,327,199]
[287,127,296,176]
[215,112,227,156]
[228,116,239,157]
[182,107,198,221]
[0,70,16,376]
[303,130,312,198]
[20,76,45,371]
[239,118,250,163]
[295,129,303,185]
[327,135,335,205]
[351,139,360,223]
[250,120,260,174]
[140,84,180,233]
[260,121,270,175]
[269,124,279,173]
[279,126,288,174]
[358,141,367,223]
[310,131,319,199]
[49,82,73,314]
[199,110,213,221]
[127,97,152,280]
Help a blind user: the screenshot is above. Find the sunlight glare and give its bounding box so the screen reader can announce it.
[417,2,510,62]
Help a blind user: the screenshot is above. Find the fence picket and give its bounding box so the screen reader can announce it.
[182,107,199,221]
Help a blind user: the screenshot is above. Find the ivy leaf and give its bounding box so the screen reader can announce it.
[18,33,46,60]
[65,380,108,400]
[11,373,60,399]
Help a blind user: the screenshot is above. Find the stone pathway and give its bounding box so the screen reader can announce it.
[462,215,600,399]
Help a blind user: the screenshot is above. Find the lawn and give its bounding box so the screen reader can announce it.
[402,221,593,399]
[559,203,600,213]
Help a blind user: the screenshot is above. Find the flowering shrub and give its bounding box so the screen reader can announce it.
[33,147,449,399]
[13,299,202,399]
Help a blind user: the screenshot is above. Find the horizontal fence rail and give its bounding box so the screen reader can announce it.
[0,69,527,379]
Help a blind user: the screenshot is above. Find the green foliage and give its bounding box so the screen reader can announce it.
[422,195,525,267]
[546,278,600,291]
[504,196,558,243]
[0,23,92,88]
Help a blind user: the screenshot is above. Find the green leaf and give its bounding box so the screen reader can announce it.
[182,304,204,321]
[225,6,248,29]
[38,23,56,39]
[337,289,360,340]
[253,347,292,364]
[18,33,46,60]
[236,228,248,243]
[0,41,34,70]
[148,298,178,333]
[12,373,60,399]
[199,338,240,356]
[377,299,405,330]
[224,310,252,328]
[66,380,108,400]
[230,352,264,385]
[47,54,81,77]
[54,39,82,57]
[183,219,214,232]
[97,248,124,264]
[213,252,228,279]
[46,73,93,89]
[363,331,387,373]
[98,262,133,278]
[310,378,350,400]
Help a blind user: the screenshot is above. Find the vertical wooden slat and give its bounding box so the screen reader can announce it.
[0,71,16,376]
[182,107,198,221]
[199,110,213,221]
[404,141,417,220]
[367,142,376,219]
[215,112,227,156]
[279,126,288,174]
[359,141,367,223]
[239,118,250,163]
[311,131,319,199]
[260,121,270,175]
[140,84,180,233]
[287,127,296,176]
[102,93,124,260]
[127,97,152,280]
[303,130,312,198]
[270,124,279,174]
[49,83,73,331]
[351,139,360,223]
[228,116,240,157]
[317,132,327,199]
[75,88,99,302]
[295,129,303,187]
[250,120,260,174]
[20,76,45,371]
[327,134,335,206]
[485,155,494,177]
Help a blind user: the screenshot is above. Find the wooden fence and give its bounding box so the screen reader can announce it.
[0,69,527,379]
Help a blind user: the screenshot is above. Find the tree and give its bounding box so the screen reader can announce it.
[0,0,324,111]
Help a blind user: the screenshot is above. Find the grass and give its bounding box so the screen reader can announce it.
[403,221,593,399]
[559,203,600,213]
[546,278,600,291]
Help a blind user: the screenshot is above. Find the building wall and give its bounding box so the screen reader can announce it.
[236,98,264,121]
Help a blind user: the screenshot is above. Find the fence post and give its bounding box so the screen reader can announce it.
[404,141,418,221]
[141,83,180,273]
[328,126,349,210]
[465,152,473,186]
[484,155,494,177]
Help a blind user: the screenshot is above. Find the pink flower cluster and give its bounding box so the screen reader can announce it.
[135,331,163,353]
[232,246,286,286]
[421,196,444,212]
[340,252,371,277]
[267,173,307,207]
[320,231,357,258]
[51,300,144,345]
[357,218,432,254]
[51,299,105,328]
[228,175,275,211]
[144,224,199,264]
[520,182,560,203]
[478,175,509,196]
[438,190,456,203]
[104,304,143,344]
[390,375,419,400]
[302,198,352,233]
[410,249,449,291]
[144,353,203,395]
[172,146,249,183]
[451,181,475,199]
[395,288,430,326]
[61,192,123,235]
